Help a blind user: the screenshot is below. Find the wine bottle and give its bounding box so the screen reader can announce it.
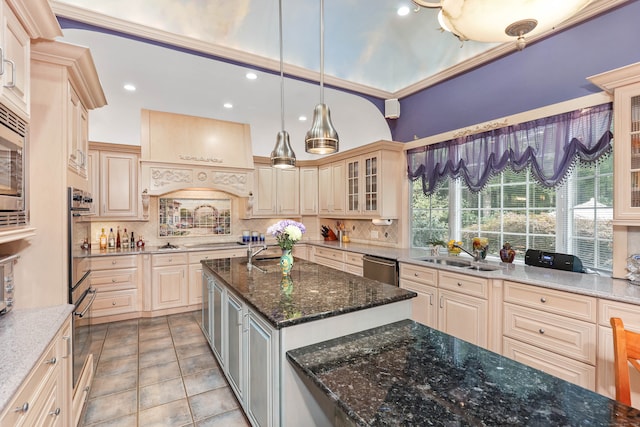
[122,228,129,249]
[108,228,116,248]
[116,226,121,249]
[99,228,107,250]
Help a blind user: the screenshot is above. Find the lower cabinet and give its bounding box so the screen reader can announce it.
[151,253,188,310]
[0,316,72,427]
[90,255,139,320]
[203,270,279,427]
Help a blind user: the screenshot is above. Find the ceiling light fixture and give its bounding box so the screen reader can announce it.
[246,72,257,80]
[123,83,136,91]
[305,0,338,155]
[412,0,592,49]
[270,0,296,168]
[397,6,410,16]
[223,102,233,109]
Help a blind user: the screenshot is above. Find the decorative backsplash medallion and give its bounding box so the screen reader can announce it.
[158,197,231,237]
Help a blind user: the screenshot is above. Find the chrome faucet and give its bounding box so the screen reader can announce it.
[247,242,268,268]
[453,243,481,262]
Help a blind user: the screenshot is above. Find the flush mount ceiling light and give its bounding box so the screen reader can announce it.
[305,0,339,155]
[270,0,296,168]
[412,0,592,49]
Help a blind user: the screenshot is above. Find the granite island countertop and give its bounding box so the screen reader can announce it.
[287,319,640,426]
[201,257,416,329]
[0,304,74,414]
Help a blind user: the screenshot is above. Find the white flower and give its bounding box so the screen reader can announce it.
[284,224,302,242]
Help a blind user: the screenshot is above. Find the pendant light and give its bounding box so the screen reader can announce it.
[270,0,296,168]
[305,0,338,155]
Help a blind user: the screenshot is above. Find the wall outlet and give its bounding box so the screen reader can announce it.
[371,230,379,239]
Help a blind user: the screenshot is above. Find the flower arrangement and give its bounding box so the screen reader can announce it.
[447,239,462,254]
[472,237,489,250]
[267,220,306,251]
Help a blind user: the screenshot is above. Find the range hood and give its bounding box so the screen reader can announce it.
[140,109,254,197]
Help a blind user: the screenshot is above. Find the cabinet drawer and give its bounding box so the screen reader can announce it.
[93,289,138,316]
[345,252,363,267]
[314,256,344,271]
[152,253,188,267]
[90,268,137,290]
[2,340,58,426]
[399,263,437,287]
[598,298,640,329]
[344,264,363,276]
[439,270,488,299]
[503,337,596,390]
[400,277,435,296]
[314,247,345,262]
[91,255,137,270]
[503,303,596,364]
[504,281,596,322]
[188,249,244,264]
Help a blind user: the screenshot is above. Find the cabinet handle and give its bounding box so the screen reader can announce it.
[243,313,249,332]
[45,357,57,365]
[14,402,29,413]
[0,47,4,76]
[3,59,14,88]
[457,282,463,287]
[112,278,117,282]
[414,272,419,277]
[49,408,61,417]
[540,297,547,303]
[439,295,443,308]
[538,328,545,334]
[63,335,72,359]
[428,293,433,306]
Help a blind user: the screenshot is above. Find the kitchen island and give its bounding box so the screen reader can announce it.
[288,319,640,426]
[201,257,415,427]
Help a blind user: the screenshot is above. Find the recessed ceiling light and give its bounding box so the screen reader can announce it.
[223,103,233,109]
[246,72,257,80]
[298,115,307,121]
[123,83,136,91]
[397,6,410,16]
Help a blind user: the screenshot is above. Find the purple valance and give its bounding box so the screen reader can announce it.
[407,103,614,195]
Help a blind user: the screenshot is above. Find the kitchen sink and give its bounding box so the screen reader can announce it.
[465,265,500,272]
[419,258,472,268]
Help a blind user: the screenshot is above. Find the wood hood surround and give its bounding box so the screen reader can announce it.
[140,109,254,197]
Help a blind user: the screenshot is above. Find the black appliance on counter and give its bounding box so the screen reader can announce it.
[68,187,95,393]
[524,249,584,273]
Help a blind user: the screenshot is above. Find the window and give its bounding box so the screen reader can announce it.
[411,155,613,272]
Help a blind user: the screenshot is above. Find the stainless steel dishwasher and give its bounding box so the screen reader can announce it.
[362,255,398,286]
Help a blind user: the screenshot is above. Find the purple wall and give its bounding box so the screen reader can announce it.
[393,1,640,142]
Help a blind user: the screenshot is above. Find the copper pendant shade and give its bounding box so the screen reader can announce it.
[305,0,338,155]
[270,0,296,168]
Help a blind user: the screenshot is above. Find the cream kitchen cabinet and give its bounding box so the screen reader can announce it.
[502,280,597,390]
[597,298,640,407]
[0,0,30,120]
[345,150,401,218]
[251,163,299,217]
[313,246,345,270]
[299,166,318,215]
[151,253,188,311]
[67,83,88,179]
[0,315,72,427]
[188,248,244,306]
[90,255,139,322]
[399,263,438,328]
[226,290,244,400]
[589,63,640,223]
[318,161,345,216]
[88,142,140,219]
[344,251,363,276]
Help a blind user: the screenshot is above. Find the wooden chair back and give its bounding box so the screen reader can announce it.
[610,317,640,406]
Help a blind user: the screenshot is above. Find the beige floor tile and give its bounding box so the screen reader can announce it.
[139,360,182,387]
[189,386,239,421]
[82,389,137,425]
[94,354,138,377]
[99,342,138,361]
[90,369,137,399]
[172,330,208,347]
[140,376,187,410]
[183,367,227,396]
[175,341,211,360]
[138,397,193,427]
[83,413,137,427]
[195,409,250,427]
[178,351,217,376]
[139,326,172,342]
[139,347,178,368]
[139,335,174,354]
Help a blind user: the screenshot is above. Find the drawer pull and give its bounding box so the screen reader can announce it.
[457,282,463,287]
[112,301,117,306]
[414,272,419,277]
[45,357,57,365]
[540,297,547,303]
[539,328,545,334]
[112,260,117,264]
[14,402,29,413]
[49,408,61,417]
[112,278,117,282]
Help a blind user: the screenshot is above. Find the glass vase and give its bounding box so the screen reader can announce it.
[280,249,294,276]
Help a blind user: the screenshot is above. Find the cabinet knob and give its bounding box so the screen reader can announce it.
[45,357,57,365]
[14,402,29,413]
[540,297,547,303]
[112,260,117,265]
[457,282,463,287]
[49,408,61,417]
[112,301,117,306]
[414,273,419,277]
[539,328,545,334]
[112,278,117,282]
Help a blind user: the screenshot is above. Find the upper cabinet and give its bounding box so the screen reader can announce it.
[88,142,140,219]
[320,141,403,219]
[299,166,318,216]
[0,2,29,119]
[318,160,345,216]
[31,40,107,192]
[250,162,299,217]
[589,63,640,223]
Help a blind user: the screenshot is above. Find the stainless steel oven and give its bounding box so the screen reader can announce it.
[68,187,95,391]
[0,104,27,227]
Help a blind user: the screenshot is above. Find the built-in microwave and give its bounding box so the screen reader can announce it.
[0,103,27,227]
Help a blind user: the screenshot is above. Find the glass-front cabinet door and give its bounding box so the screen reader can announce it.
[347,158,359,213]
[363,154,378,213]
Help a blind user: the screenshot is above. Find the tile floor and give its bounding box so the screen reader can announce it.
[80,311,251,427]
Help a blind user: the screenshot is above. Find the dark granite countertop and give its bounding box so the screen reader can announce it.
[201,257,416,329]
[287,319,640,426]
